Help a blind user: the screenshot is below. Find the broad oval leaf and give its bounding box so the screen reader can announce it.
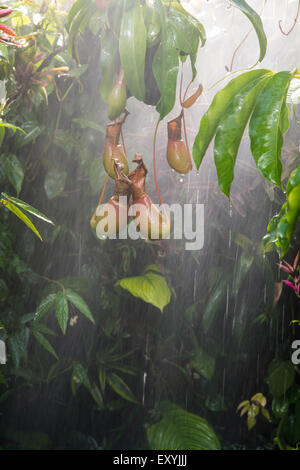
[147,401,221,450]
[119,0,147,101]
[230,0,267,63]
[193,69,271,169]
[249,71,293,187]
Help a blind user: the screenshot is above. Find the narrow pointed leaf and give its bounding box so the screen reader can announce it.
[1,193,54,225]
[214,73,272,196]
[147,401,220,450]
[107,372,137,403]
[193,69,271,169]
[230,0,267,62]
[249,71,293,187]
[119,0,146,101]
[55,291,69,335]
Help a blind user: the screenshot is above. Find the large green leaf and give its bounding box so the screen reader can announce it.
[193,69,270,169]
[65,288,95,324]
[190,348,215,381]
[249,71,293,187]
[1,193,54,225]
[116,264,171,312]
[230,0,267,62]
[147,402,221,450]
[266,359,295,397]
[119,0,147,101]
[107,372,137,403]
[55,291,69,335]
[214,73,272,196]
[2,153,24,196]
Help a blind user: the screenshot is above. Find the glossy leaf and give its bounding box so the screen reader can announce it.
[65,288,95,324]
[249,71,293,187]
[147,401,221,450]
[152,0,180,119]
[107,372,137,403]
[190,348,215,381]
[263,165,300,256]
[31,328,58,360]
[55,291,69,335]
[2,153,24,196]
[202,277,229,334]
[230,0,267,62]
[231,251,254,297]
[193,69,270,169]
[119,0,147,101]
[214,73,272,196]
[1,193,54,225]
[116,264,171,312]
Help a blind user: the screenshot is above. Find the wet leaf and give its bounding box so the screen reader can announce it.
[99,22,119,103]
[55,291,69,335]
[119,0,147,101]
[202,277,228,334]
[190,347,215,381]
[2,153,24,195]
[214,73,272,196]
[1,193,54,225]
[249,71,293,187]
[34,294,57,322]
[44,168,67,200]
[107,372,137,403]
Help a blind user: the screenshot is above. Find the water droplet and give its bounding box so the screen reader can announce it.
[179,178,183,183]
